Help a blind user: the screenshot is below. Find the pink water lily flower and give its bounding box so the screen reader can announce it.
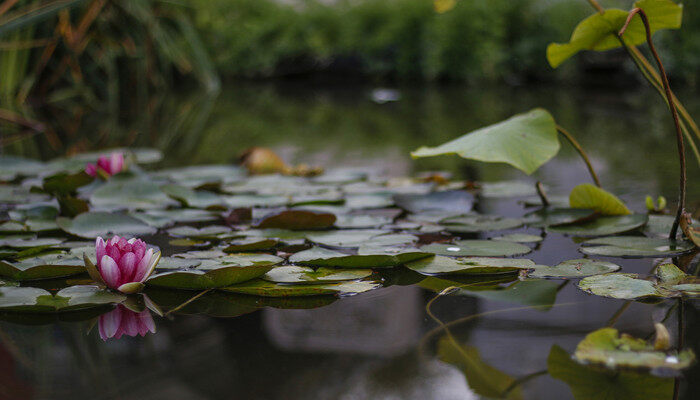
[99,305,156,341]
[84,236,160,294]
[85,152,125,178]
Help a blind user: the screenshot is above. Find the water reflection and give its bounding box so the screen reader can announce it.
[98,305,156,341]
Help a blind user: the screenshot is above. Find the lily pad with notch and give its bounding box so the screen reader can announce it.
[441,214,523,233]
[263,266,373,284]
[579,236,694,258]
[421,240,532,257]
[528,259,621,279]
[406,255,534,276]
[548,214,647,237]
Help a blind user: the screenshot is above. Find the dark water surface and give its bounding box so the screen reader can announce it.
[2,81,699,399]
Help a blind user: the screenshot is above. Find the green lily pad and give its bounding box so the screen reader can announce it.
[578,273,667,300]
[306,229,393,248]
[161,184,225,209]
[411,109,559,175]
[492,233,543,243]
[254,210,336,230]
[569,184,631,216]
[155,257,202,270]
[263,266,373,284]
[345,194,394,209]
[222,194,288,209]
[421,240,532,257]
[154,164,244,187]
[528,259,620,279]
[0,285,125,312]
[548,345,674,400]
[220,279,380,297]
[146,254,282,290]
[523,207,597,228]
[144,288,259,318]
[421,277,559,308]
[0,156,45,179]
[0,237,65,248]
[130,209,219,228]
[167,225,232,240]
[573,328,695,371]
[289,246,431,268]
[480,181,538,198]
[334,214,394,229]
[393,190,474,214]
[406,255,533,275]
[56,212,157,239]
[580,236,694,258]
[0,253,85,281]
[223,238,278,252]
[441,214,522,233]
[90,177,177,210]
[548,214,647,237]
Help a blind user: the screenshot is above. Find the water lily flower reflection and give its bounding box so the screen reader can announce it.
[99,305,156,341]
[84,236,161,294]
[85,152,125,178]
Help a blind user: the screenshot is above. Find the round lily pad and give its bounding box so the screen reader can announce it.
[263,266,373,284]
[0,285,125,312]
[57,212,157,239]
[420,240,532,257]
[220,279,380,297]
[289,246,431,268]
[223,238,278,252]
[0,253,85,281]
[523,207,596,228]
[577,273,668,300]
[547,214,648,237]
[306,229,392,248]
[580,236,695,258]
[167,225,232,239]
[254,210,336,230]
[406,255,534,276]
[441,214,523,233]
[90,178,177,210]
[492,233,543,243]
[528,259,621,279]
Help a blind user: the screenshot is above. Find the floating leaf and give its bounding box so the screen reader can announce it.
[223,238,278,253]
[345,194,394,209]
[0,156,45,179]
[146,254,282,290]
[0,285,125,312]
[221,279,380,297]
[411,109,559,175]
[480,181,538,198]
[421,240,532,257]
[523,207,596,228]
[528,259,620,279]
[222,194,288,208]
[580,236,694,257]
[167,225,232,240]
[578,273,668,300]
[547,0,683,68]
[306,230,395,248]
[254,210,336,230]
[160,184,224,209]
[263,266,373,284]
[569,184,631,216]
[573,328,695,372]
[548,214,647,237]
[393,190,474,214]
[492,233,543,243]
[0,253,85,281]
[90,177,177,210]
[289,246,431,268]
[441,214,522,233]
[406,255,533,275]
[154,164,243,187]
[548,345,674,400]
[57,212,157,239]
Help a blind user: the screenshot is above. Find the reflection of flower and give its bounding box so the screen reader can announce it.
[84,236,160,294]
[85,152,124,177]
[99,305,156,341]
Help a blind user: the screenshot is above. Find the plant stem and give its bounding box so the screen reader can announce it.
[586,0,605,14]
[620,8,686,239]
[556,125,602,187]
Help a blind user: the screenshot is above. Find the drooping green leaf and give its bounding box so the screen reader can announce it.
[569,184,631,216]
[420,240,532,257]
[547,0,683,68]
[411,109,559,175]
[56,212,157,239]
[405,255,533,276]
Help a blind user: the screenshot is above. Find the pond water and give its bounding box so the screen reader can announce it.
[1,81,699,400]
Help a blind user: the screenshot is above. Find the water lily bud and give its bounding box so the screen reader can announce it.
[85,152,125,178]
[85,236,160,294]
[653,322,671,351]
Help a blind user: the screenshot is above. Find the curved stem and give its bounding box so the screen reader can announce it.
[620,8,686,239]
[556,125,602,187]
[501,370,548,397]
[586,0,605,14]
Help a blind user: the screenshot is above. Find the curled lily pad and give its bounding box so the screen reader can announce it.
[573,328,695,372]
[0,285,125,312]
[0,253,86,281]
[421,240,532,257]
[289,246,431,268]
[569,184,631,216]
[548,214,647,237]
[580,236,694,258]
[441,214,522,233]
[523,207,596,228]
[528,259,621,279]
[57,212,156,239]
[406,255,534,276]
[146,254,282,290]
[220,279,380,297]
[254,210,336,230]
[263,266,373,284]
[492,233,542,243]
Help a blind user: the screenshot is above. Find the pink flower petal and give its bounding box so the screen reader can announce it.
[106,245,121,265]
[118,252,137,284]
[110,153,124,175]
[95,237,106,261]
[99,255,121,289]
[133,248,155,282]
[85,163,97,177]
[98,307,123,340]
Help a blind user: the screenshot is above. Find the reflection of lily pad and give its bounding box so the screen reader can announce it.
[263,266,373,283]
[579,236,694,258]
[57,212,157,239]
[573,328,695,372]
[548,345,674,400]
[146,254,282,290]
[406,255,533,275]
[441,214,522,233]
[221,279,380,297]
[528,259,620,279]
[254,210,336,230]
[0,285,125,312]
[548,214,647,237]
[421,240,532,257]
